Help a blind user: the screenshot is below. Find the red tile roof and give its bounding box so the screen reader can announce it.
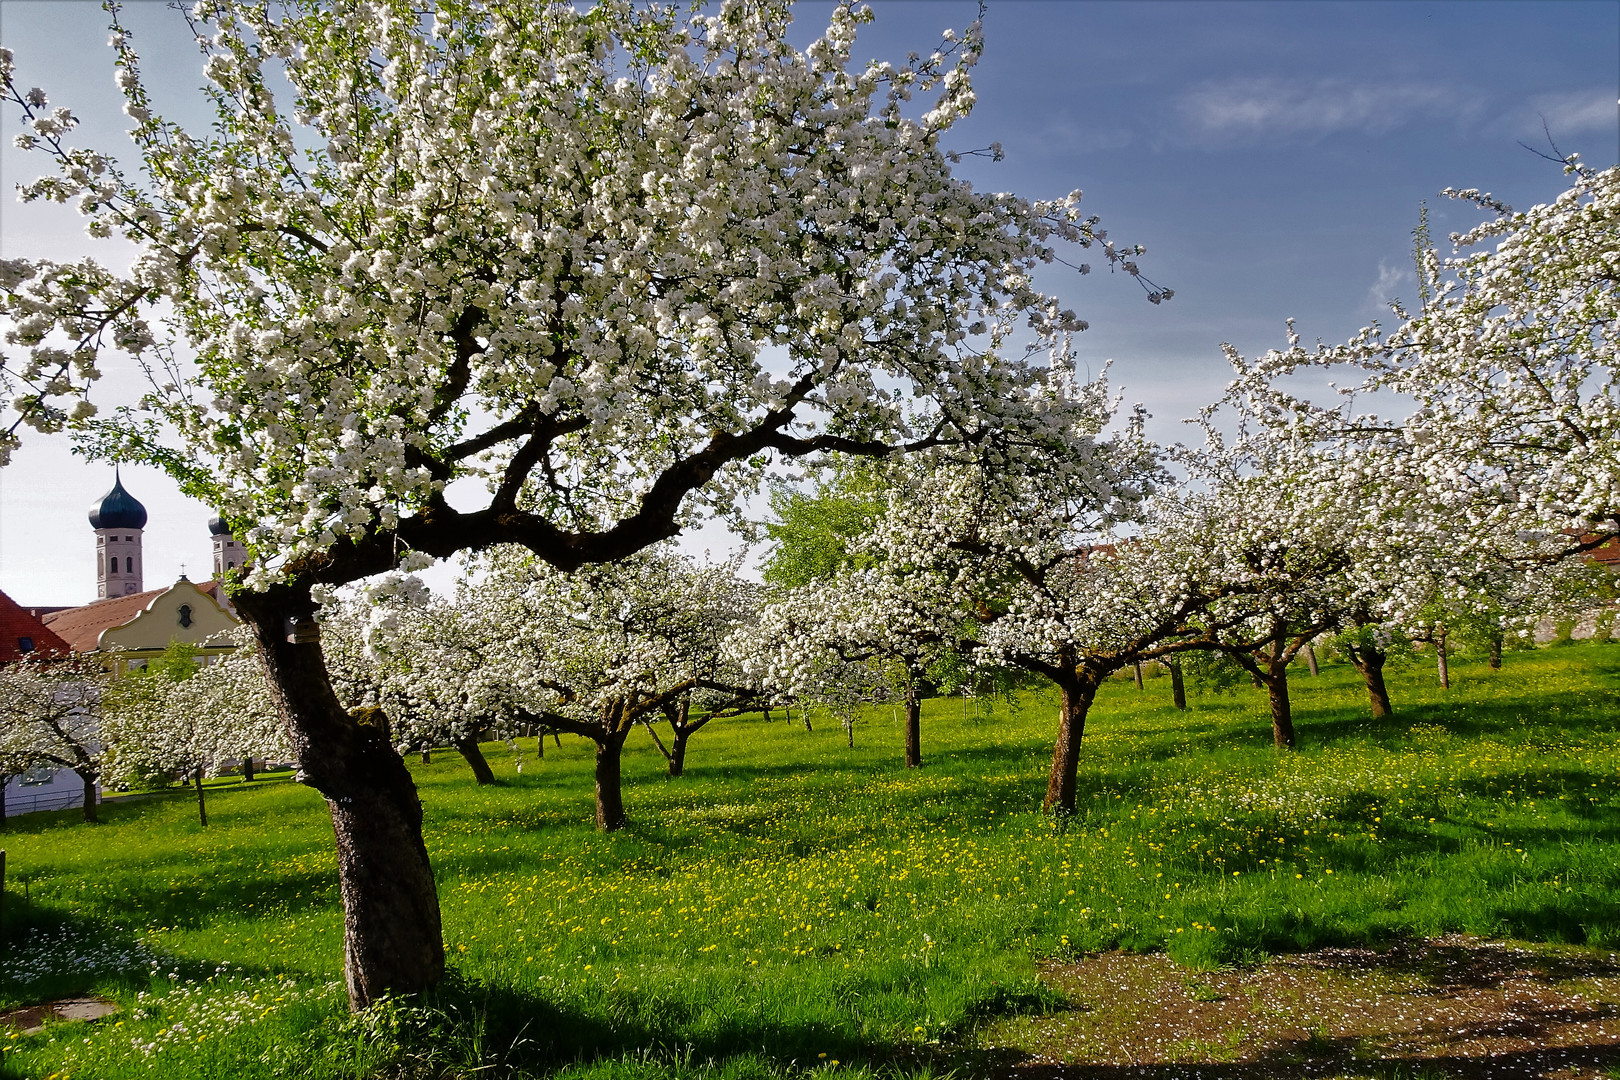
[0,589,73,661]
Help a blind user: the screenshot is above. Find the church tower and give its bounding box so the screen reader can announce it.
[209,513,245,579]
[89,469,148,598]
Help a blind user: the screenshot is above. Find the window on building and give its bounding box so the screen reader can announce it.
[178,604,193,628]
[125,535,133,541]
[17,636,34,653]
[227,561,236,569]
[125,556,134,573]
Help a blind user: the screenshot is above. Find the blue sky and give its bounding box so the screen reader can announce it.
[0,0,1616,604]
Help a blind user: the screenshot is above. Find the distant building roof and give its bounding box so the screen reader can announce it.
[0,590,73,661]
[41,579,231,653]
[88,469,148,531]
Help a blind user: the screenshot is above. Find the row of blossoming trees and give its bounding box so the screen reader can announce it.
[0,0,1614,1009]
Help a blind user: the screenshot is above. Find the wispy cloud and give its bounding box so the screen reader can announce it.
[1519,89,1617,140]
[1364,259,1412,317]
[1179,77,1475,142]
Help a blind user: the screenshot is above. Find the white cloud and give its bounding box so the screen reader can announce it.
[1180,77,1474,142]
[1522,89,1617,138]
[1364,259,1412,316]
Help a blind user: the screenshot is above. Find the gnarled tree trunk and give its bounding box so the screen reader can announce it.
[1264,660,1295,749]
[594,728,631,831]
[1169,660,1187,711]
[1346,643,1393,718]
[1488,632,1503,670]
[1043,667,1100,817]
[234,585,444,1009]
[454,735,496,785]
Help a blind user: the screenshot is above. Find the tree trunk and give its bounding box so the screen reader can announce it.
[1488,632,1503,670]
[904,689,922,768]
[845,717,854,748]
[419,748,431,764]
[594,731,629,832]
[1349,645,1394,718]
[1133,661,1144,690]
[1169,660,1187,710]
[800,704,812,732]
[79,771,98,824]
[1305,644,1320,677]
[454,736,496,786]
[762,705,771,724]
[1436,631,1451,689]
[194,766,208,827]
[233,585,444,1008]
[242,755,255,782]
[1043,669,1099,817]
[668,727,688,778]
[1264,661,1296,750]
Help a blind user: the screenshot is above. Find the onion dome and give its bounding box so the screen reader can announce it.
[208,512,232,537]
[88,469,149,530]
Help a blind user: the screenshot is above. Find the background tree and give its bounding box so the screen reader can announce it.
[0,653,107,822]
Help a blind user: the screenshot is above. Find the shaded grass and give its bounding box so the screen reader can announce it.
[3,646,1620,1078]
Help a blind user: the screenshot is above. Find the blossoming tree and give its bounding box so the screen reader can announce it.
[0,0,1161,1003]
[462,546,760,830]
[0,652,108,822]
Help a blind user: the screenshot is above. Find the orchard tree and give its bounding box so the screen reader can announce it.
[0,0,1165,1004]
[1226,162,1620,568]
[104,634,288,824]
[319,579,507,784]
[464,546,759,831]
[0,653,108,822]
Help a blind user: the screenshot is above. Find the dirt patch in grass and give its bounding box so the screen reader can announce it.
[0,996,119,1036]
[988,935,1620,1079]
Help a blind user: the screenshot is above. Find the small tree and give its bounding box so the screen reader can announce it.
[0,653,107,822]
[105,635,288,824]
[466,547,759,830]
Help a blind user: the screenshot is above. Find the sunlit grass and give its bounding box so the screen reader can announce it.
[4,645,1620,1078]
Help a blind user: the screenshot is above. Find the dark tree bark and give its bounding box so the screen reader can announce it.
[454,736,496,785]
[1133,661,1144,690]
[1263,660,1295,749]
[233,585,444,1008]
[78,771,98,824]
[194,766,208,827]
[668,727,688,777]
[1305,643,1320,676]
[904,687,922,768]
[1488,632,1504,670]
[1345,643,1394,718]
[1169,660,1187,710]
[242,755,255,782]
[419,747,431,764]
[594,728,631,832]
[1043,667,1100,817]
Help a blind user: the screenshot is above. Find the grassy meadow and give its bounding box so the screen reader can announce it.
[4,645,1620,1079]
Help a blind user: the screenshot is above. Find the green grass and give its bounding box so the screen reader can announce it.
[4,646,1620,1078]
